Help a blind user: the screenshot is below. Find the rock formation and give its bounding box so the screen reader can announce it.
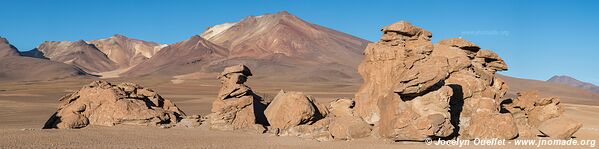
[503,91,582,139]
[274,98,370,141]
[207,64,267,131]
[43,80,186,129]
[354,21,516,141]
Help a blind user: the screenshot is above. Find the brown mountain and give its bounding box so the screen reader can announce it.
[199,11,370,82]
[0,37,20,57]
[122,35,228,76]
[547,75,599,94]
[497,74,599,105]
[0,37,89,81]
[35,40,118,73]
[88,34,166,69]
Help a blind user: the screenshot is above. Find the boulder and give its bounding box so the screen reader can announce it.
[462,98,518,140]
[264,90,320,130]
[378,86,454,141]
[279,118,333,142]
[329,116,371,140]
[43,81,185,129]
[538,117,583,140]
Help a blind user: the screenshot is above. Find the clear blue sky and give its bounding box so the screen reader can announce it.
[1,0,597,84]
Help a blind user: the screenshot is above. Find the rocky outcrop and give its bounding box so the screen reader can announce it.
[503,91,582,139]
[207,64,267,131]
[355,20,516,141]
[43,81,185,129]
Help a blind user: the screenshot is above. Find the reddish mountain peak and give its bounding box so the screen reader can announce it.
[202,11,368,63]
[121,35,228,76]
[0,37,21,57]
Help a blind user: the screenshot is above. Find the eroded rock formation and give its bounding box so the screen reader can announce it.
[207,64,268,131]
[355,20,516,141]
[43,81,185,129]
[504,91,582,139]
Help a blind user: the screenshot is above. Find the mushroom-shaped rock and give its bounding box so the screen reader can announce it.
[208,64,267,131]
[43,81,186,129]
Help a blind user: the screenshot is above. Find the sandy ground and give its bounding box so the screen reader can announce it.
[0,78,597,148]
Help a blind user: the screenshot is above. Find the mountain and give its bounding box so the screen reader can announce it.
[0,37,20,57]
[0,37,89,81]
[497,74,599,105]
[88,34,166,69]
[122,35,228,76]
[547,75,599,94]
[20,48,47,59]
[28,35,166,77]
[34,40,118,73]
[199,11,370,82]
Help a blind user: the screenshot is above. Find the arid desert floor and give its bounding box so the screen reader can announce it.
[1,78,598,148]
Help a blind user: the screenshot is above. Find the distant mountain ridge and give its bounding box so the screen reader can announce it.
[25,35,166,74]
[0,37,89,81]
[547,75,599,94]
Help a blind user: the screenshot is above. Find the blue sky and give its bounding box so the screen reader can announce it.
[1,0,597,84]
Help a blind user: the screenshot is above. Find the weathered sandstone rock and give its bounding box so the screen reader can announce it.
[355,20,516,141]
[538,117,583,139]
[264,90,321,130]
[208,64,267,131]
[504,91,577,139]
[43,81,185,129]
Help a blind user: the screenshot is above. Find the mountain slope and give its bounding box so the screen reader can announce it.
[88,34,166,69]
[122,35,228,76]
[0,37,20,58]
[0,37,89,81]
[199,11,370,82]
[547,75,599,94]
[497,74,599,105]
[35,40,118,73]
